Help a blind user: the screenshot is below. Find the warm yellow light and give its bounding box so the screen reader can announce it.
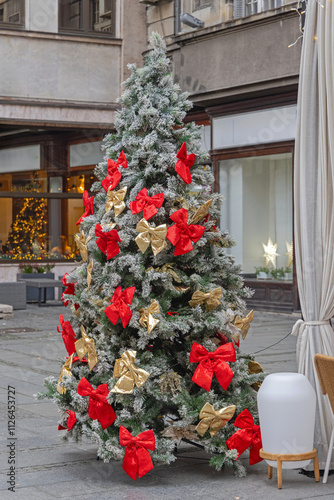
[262,238,279,268]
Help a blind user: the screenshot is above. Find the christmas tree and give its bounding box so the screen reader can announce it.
[40,33,264,479]
[6,173,47,259]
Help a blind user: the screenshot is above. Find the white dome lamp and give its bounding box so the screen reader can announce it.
[257,372,320,489]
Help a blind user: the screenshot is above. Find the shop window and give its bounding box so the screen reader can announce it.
[0,0,24,27]
[59,0,116,35]
[219,152,293,277]
[0,169,96,261]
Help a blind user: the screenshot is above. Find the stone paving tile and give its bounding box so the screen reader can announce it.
[1,306,333,500]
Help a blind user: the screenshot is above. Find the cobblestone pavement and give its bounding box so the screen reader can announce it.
[1,304,334,500]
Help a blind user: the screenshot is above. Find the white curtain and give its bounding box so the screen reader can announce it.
[293,0,334,469]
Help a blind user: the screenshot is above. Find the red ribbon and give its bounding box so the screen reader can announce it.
[58,410,77,431]
[119,425,155,480]
[175,142,196,184]
[167,208,205,256]
[77,377,116,430]
[167,311,179,316]
[189,342,236,391]
[57,314,77,356]
[226,409,263,465]
[130,188,164,220]
[105,286,136,328]
[101,151,128,192]
[215,331,229,346]
[76,190,94,225]
[95,223,121,260]
[62,273,76,308]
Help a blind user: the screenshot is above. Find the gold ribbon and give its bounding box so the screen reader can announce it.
[87,260,93,291]
[111,349,150,394]
[189,199,213,224]
[189,287,223,311]
[196,403,236,437]
[75,326,97,371]
[146,263,182,283]
[105,186,127,217]
[139,299,160,334]
[135,219,167,255]
[75,231,92,262]
[233,310,254,342]
[159,372,182,394]
[248,360,264,391]
[57,354,73,394]
[162,424,198,445]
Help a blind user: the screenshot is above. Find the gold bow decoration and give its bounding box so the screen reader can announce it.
[57,354,74,394]
[139,299,160,334]
[111,349,150,394]
[105,186,127,217]
[75,326,97,371]
[196,403,236,437]
[189,287,223,312]
[75,231,92,262]
[189,199,213,224]
[159,372,182,394]
[135,219,167,255]
[146,263,182,283]
[162,424,198,445]
[248,360,264,391]
[87,260,93,291]
[233,310,254,343]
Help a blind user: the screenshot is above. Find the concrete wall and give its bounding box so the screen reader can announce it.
[146,1,175,45]
[0,33,121,103]
[122,0,147,81]
[171,12,301,105]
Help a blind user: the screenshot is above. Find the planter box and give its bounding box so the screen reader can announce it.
[17,273,55,301]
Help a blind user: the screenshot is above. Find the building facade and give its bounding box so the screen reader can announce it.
[144,0,301,311]
[0,0,146,278]
[0,0,301,310]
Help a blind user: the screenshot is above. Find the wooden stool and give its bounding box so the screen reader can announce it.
[259,448,320,489]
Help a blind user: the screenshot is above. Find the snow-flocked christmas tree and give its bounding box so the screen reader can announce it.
[40,33,264,480]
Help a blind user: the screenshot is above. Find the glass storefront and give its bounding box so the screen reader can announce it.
[219,152,293,276]
[0,169,96,261]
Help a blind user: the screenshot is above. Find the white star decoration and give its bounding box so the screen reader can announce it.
[285,241,293,268]
[262,238,279,268]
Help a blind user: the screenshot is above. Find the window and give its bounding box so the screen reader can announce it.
[219,152,293,275]
[235,0,291,19]
[59,0,116,35]
[0,0,24,27]
[0,164,96,261]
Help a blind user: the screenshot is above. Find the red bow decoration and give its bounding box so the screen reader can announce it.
[119,425,155,480]
[72,355,88,364]
[95,223,121,260]
[189,342,236,391]
[167,208,205,256]
[58,410,77,431]
[62,273,79,309]
[167,311,179,316]
[101,151,128,192]
[77,377,116,430]
[175,142,196,184]
[105,286,136,328]
[57,314,77,356]
[215,331,229,346]
[226,409,263,465]
[130,188,164,220]
[76,190,94,225]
